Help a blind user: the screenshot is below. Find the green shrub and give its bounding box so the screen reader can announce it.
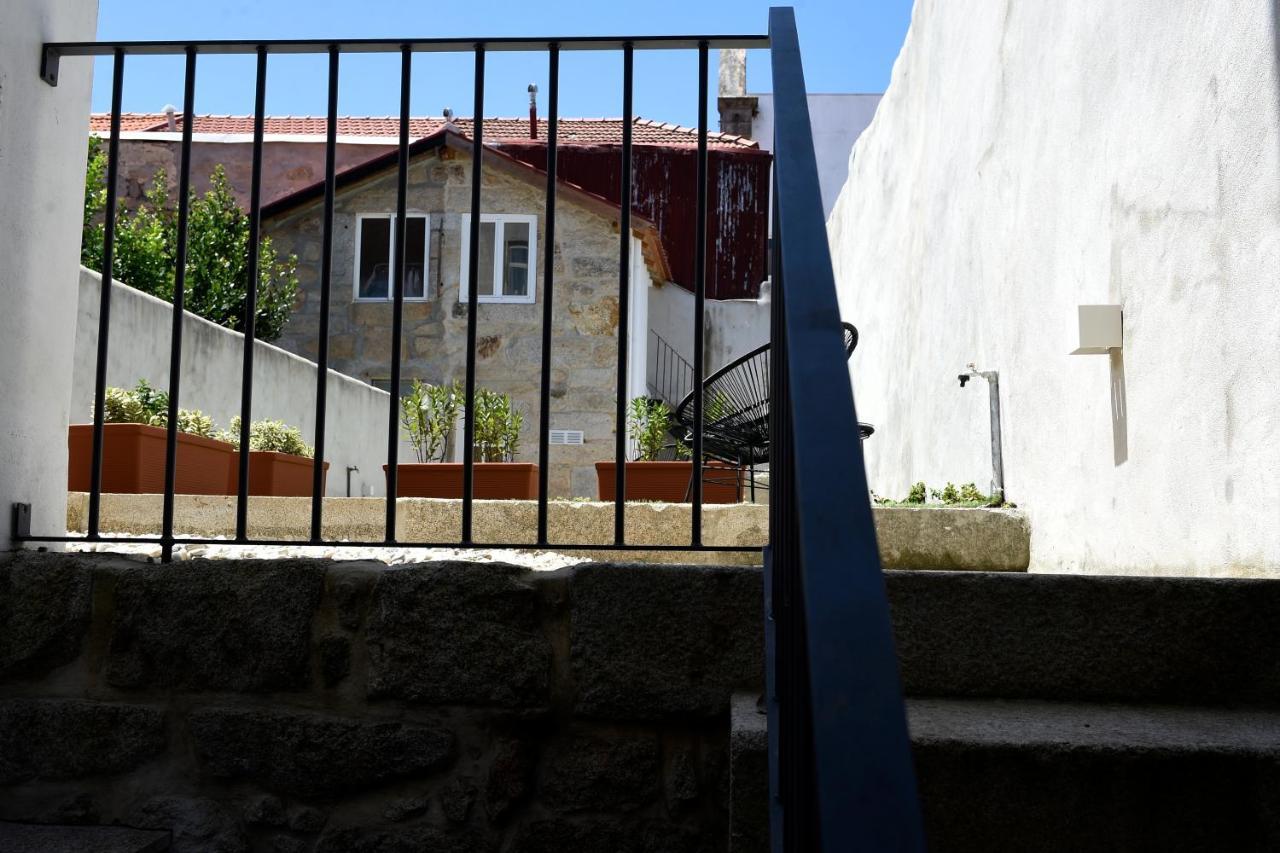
[100,386,147,424]
[958,482,987,504]
[906,481,927,504]
[95,379,214,438]
[220,416,313,457]
[82,142,299,342]
[473,388,523,463]
[930,482,960,504]
[628,397,672,462]
[400,380,461,463]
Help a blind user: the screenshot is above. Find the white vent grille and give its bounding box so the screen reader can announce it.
[549,429,585,446]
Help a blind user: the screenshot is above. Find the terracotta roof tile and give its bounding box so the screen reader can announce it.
[88,113,759,148]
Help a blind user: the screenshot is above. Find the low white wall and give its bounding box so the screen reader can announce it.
[0,0,98,547]
[828,0,1280,575]
[647,282,770,385]
[72,268,393,497]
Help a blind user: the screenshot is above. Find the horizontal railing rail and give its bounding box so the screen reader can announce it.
[21,26,769,561]
[766,6,924,852]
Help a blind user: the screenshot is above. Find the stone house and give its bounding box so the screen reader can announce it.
[261,128,669,498]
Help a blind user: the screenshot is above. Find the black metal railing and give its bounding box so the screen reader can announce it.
[18,8,923,849]
[646,330,695,409]
[765,7,924,851]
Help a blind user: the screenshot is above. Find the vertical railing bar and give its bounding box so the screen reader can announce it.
[691,41,709,545]
[461,43,486,545]
[234,45,268,543]
[309,45,339,542]
[160,46,198,564]
[536,43,560,546]
[87,48,126,541]
[613,42,633,545]
[384,45,412,544]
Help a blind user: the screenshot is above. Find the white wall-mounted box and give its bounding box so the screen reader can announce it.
[1070,304,1123,354]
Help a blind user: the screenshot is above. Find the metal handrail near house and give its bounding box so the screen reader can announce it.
[16,8,923,849]
[766,7,924,851]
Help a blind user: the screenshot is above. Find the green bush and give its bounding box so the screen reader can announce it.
[400,380,461,463]
[220,416,313,457]
[906,481,927,504]
[95,379,214,438]
[82,140,299,342]
[628,397,673,462]
[473,388,523,463]
[100,386,147,425]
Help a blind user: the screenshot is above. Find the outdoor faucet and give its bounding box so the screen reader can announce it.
[958,363,1005,502]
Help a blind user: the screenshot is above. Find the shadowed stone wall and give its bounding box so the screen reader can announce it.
[0,552,763,852]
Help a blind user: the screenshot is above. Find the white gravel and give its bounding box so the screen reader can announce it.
[66,537,590,571]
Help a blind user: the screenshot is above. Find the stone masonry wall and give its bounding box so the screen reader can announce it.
[265,148,630,498]
[0,551,763,852]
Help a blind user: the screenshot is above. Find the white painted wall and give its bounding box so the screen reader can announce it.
[72,269,394,497]
[0,0,98,548]
[647,281,771,401]
[754,93,883,219]
[828,0,1280,576]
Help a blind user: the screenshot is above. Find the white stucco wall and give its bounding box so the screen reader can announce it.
[754,93,883,219]
[72,269,394,497]
[647,282,770,400]
[828,0,1280,575]
[0,0,98,547]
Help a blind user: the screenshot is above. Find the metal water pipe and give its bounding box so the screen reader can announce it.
[957,363,1005,501]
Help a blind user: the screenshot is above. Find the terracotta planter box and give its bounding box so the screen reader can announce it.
[230,452,329,497]
[68,422,235,495]
[385,463,539,499]
[595,461,743,504]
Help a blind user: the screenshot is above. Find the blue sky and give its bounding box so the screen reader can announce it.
[90,1,913,127]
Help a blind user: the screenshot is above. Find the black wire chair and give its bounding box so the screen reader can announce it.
[674,322,870,500]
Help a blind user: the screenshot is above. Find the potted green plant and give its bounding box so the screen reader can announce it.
[595,396,742,503]
[67,379,236,495]
[222,417,328,497]
[387,381,538,499]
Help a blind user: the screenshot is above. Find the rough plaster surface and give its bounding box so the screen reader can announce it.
[71,269,394,497]
[0,0,98,547]
[827,0,1280,575]
[63,494,1030,571]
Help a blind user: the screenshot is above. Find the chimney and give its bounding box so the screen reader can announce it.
[527,84,538,140]
[162,104,177,131]
[716,50,757,139]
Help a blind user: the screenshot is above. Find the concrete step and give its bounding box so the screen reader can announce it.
[886,570,1280,706]
[729,695,1280,853]
[911,698,1280,852]
[0,822,169,853]
[730,572,1280,851]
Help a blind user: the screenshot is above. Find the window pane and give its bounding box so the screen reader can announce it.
[358,217,390,299]
[502,221,530,297]
[403,216,426,298]
[475,220,496,297]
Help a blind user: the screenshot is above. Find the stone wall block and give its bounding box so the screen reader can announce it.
[570,564,764,718]
[189,706,455,799]
[366,563,552,708]
[540,729,661,813]
[0,698,166,785]
[0,553,93,681]
[105,561,324,691]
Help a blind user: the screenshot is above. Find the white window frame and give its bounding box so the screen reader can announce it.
[353,212,431,302]
[459,213,538,304]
